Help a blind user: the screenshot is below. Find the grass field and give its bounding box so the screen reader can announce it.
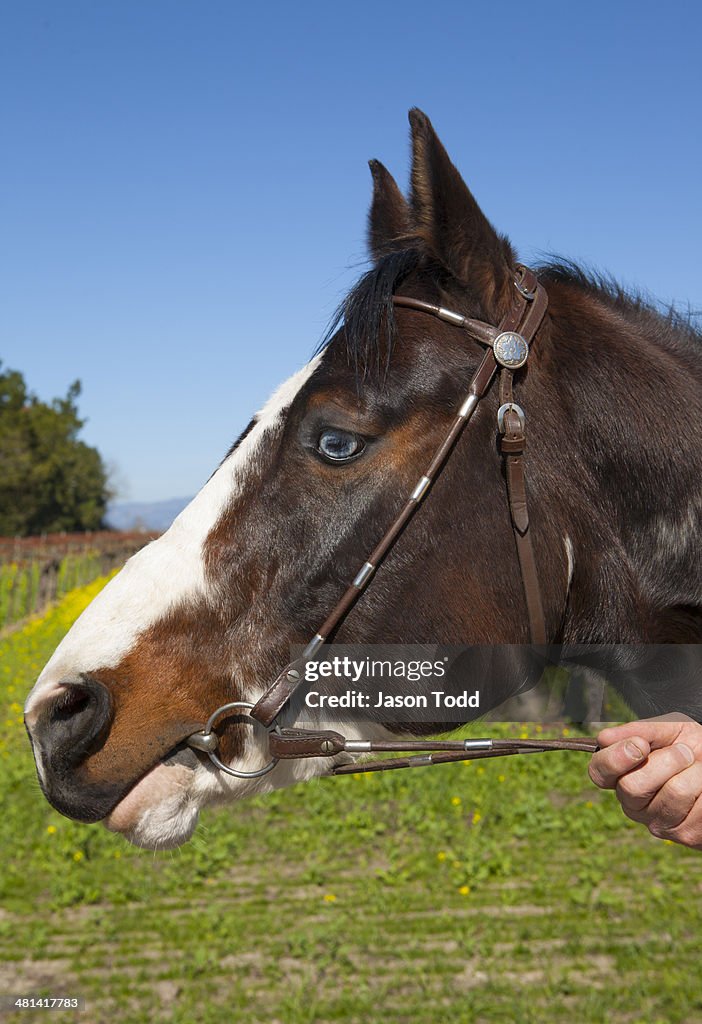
[1,579,701,1024]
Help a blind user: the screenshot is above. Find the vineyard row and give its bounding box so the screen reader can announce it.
[0,533,156,630]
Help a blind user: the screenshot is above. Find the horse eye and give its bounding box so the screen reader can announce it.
[317,428,365,462]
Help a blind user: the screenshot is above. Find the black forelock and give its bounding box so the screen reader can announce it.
[320,247,424,380]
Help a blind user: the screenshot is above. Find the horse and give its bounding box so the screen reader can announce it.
[24,110,702,849]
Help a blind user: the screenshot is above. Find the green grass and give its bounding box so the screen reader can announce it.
[1,581,701,1023]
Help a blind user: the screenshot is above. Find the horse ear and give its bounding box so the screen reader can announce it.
[409,108,514,313]
[367,159,411,260]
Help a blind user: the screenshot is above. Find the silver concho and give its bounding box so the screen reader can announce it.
[493,332,529,369]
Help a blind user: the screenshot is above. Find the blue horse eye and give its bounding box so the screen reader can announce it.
[317,429,364,462]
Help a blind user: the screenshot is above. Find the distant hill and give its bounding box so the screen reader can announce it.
[105,497,193,533]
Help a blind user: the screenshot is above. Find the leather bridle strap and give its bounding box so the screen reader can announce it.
[268,730,599,775]
[498,273,549,645]
[249,266,548,729]
[389,296,501,347]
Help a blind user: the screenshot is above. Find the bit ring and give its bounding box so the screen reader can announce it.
[186,701,279,779]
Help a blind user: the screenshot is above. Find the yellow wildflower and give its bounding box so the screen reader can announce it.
[46,825,57,835]
[323,893,337,903]
[451,796,461,806]
[437,851,447,862]
[458,885,471,896]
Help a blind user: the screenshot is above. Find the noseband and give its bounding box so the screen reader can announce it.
[187,267,599,776]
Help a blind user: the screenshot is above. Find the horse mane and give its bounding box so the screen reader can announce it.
[538,259,702,359]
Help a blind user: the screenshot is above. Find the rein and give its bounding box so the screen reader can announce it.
[186,267,600,777]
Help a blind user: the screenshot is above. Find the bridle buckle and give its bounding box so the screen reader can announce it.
[497,402,526,435]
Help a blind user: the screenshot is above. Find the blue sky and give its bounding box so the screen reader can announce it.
[1,1,700,502]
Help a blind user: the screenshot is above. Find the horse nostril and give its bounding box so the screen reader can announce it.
[51,686,93,722]
[36,678,114,768]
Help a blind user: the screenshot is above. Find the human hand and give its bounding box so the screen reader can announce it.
[588,715,702,849]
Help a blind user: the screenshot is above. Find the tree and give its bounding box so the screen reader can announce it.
[0,364,111,536]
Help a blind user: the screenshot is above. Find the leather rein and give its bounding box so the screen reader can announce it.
[186,266,599,778]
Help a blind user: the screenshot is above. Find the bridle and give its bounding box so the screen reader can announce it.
[186,266,599,776]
